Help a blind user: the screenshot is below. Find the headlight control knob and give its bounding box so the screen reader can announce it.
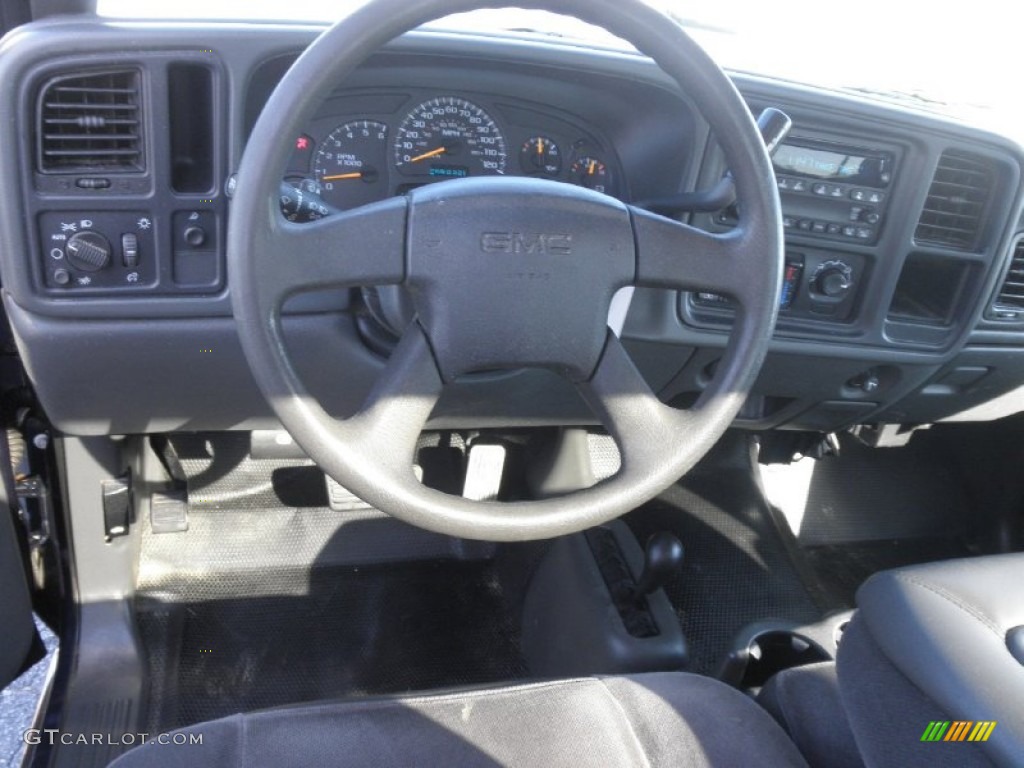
[65,231,112,272]
[811,260,853,299]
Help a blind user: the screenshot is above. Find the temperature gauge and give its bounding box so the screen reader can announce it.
[571,156,611,194]
[519,136,562,176]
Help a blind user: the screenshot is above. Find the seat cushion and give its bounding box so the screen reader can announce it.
[111,672,808,767]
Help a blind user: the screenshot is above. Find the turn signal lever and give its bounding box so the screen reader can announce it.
[279,181,340,223]
[636,107,793,216]
[631,531,684,602]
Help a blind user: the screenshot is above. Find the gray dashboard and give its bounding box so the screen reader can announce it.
[1,17,1023,435]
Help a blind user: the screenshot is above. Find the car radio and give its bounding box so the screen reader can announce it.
[720,138,896,246]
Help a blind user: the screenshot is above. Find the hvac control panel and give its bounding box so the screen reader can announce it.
[690,247,867,325]
[38,209,223,294]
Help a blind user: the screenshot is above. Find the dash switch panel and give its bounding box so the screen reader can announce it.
[40,211,155,291]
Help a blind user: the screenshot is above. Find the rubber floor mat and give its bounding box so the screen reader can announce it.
[759,433,970,546]
[802,538,972,607]
[626,462,826,676]
[137,560,527,733]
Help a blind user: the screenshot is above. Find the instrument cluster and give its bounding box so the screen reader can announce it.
[283,94,618,213]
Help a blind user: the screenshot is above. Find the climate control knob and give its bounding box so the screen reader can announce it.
[65,231,112,272]
[812,261,853,299]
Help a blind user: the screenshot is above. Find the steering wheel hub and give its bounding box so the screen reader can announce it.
[407,177,635,382]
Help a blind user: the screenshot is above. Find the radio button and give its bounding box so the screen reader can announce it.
[850,189,867,201]
[791,179,808,192]
[867,191,885,203]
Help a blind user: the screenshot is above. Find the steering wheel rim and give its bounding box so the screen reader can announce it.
[229,0,783,542]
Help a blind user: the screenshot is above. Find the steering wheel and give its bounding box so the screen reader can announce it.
[229,0,783,541]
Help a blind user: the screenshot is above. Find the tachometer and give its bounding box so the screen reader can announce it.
[313,120,388,209]
[394,97,506,178]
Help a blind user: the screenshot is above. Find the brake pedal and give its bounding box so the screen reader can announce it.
[462,444,506,502]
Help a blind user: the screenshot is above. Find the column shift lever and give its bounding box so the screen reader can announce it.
[635,106,793,215]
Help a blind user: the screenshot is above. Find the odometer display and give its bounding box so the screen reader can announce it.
[394,97,507,177]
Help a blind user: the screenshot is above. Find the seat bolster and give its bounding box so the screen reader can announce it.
[757,662,863,768]
[600,673,808,768]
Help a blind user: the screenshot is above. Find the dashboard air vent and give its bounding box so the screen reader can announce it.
[915,150,994,251]
[38,70,143,173]
[991,239,1024,319]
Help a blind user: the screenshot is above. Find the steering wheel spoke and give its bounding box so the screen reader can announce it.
[336,323,443,477]
[580,332,693,479]
[256,196,408,311]
[630,205,760,306]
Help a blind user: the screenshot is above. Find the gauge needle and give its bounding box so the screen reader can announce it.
[537,138,543,156]
[321,171,363,181]
[587,160,597,175]
[408,146,447,163]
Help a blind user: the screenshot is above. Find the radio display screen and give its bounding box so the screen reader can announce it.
[773,143,891,188]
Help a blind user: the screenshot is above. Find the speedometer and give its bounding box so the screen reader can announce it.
[394,97,507,178]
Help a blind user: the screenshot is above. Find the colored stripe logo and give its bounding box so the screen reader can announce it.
[921,721,997,742]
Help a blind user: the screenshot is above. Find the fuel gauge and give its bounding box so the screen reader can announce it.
[571,156,612,194]
[519,136,562,176]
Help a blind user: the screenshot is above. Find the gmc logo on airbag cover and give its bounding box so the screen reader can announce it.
[480,232,573,255]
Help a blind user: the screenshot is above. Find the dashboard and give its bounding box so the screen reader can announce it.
[1,19,1024,436]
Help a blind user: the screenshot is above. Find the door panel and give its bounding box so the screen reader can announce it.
[0,502,33,687]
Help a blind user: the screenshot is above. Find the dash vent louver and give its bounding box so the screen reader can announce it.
[991,239,1024,318]
[37,70,143,173]
[915,150,994,251]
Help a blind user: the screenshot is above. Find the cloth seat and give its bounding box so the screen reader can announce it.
[111,672,808,767]
[758,661,864,768]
